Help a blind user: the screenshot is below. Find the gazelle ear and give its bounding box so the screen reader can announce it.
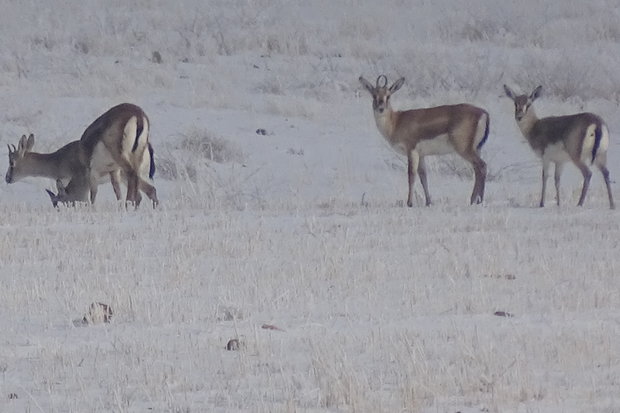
[17,135,29,154]
[503,84,516,100]
[389,77,405,93]
[358,76,375,94]
[45,189,60,207]
[46,179,68,207]
[55,179,68,197]
[26,134,35,151]
[530,85,542,101]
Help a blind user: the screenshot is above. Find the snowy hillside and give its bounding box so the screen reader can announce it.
[0,1,619,412]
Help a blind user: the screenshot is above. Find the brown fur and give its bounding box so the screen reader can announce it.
[47,103,158,208]
[360,75,489,206]
[504,84,614,209]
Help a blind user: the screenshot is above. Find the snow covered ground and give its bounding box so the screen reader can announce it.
[0,1,619,412]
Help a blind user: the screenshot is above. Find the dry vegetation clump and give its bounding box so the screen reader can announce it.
[179,129,244,164]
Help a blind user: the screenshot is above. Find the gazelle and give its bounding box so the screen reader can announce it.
[503,85,614,209]
[46,103,158,207]
[6,134,89,202]
[359,75,489,206]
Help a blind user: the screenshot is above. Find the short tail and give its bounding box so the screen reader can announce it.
[591,124,602,164]
[132,117,145,153]
[147,143,156,179]
[476,112,490,151]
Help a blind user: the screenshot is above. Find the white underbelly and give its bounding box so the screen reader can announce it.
[542,142,571,163]
[415,134,454,156]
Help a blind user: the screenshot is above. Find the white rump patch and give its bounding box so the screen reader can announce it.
[121,116,149,168]
[122,117,149,153]
[599,125,609,152]
[139,146,153,180]
[473,113,488,148]
[581,123,608,163]
[121,116,137,159]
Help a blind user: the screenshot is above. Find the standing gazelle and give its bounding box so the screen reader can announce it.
[359,75,489,206]
[503,85,614,209]
[46,103,158,207]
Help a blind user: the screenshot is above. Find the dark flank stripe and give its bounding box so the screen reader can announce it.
[476,113,490,150]
[148,143,156,179]
[591,124,602,164]
[132,117,144,153]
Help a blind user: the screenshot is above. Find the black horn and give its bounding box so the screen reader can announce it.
[376,75,388,88]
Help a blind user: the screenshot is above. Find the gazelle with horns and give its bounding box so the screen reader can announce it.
[503,85,614,209]
[359,75,490,206]
[46,103,158,207]
[6,134,89,200]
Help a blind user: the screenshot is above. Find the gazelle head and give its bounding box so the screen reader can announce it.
[6,134,35,183]
[45,179,75,208]
[359,75,405,115]
[504,85,542,122]
[45,179,67,208]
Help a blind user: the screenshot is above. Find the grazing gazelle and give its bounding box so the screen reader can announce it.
[359,75,489,206]
[503,85,614,209]
[6,134,89,201]
[46,103,158,207]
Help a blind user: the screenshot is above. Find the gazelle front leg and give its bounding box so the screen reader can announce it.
[89,173,99,205]
[554,162,564,206]
[407,149,420,207]
[540,159,551,207]
[109,169,123,201]
[417,156,432,206]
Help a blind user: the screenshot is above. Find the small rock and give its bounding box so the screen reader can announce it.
[151,51,162,64]
[261,324,285,332]
[493,311,514,318]
[81,302,113,325]
[226,339,241,351]
[256,128,268,136]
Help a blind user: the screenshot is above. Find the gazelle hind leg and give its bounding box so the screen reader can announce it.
[594,153,615,209]
[540,159,551,207]
[458,149,486,205]
[598,164,614,209]
[574,160,592,207]
[125,171,140,207]
[139,178,159,207]
[470,155,487,205]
